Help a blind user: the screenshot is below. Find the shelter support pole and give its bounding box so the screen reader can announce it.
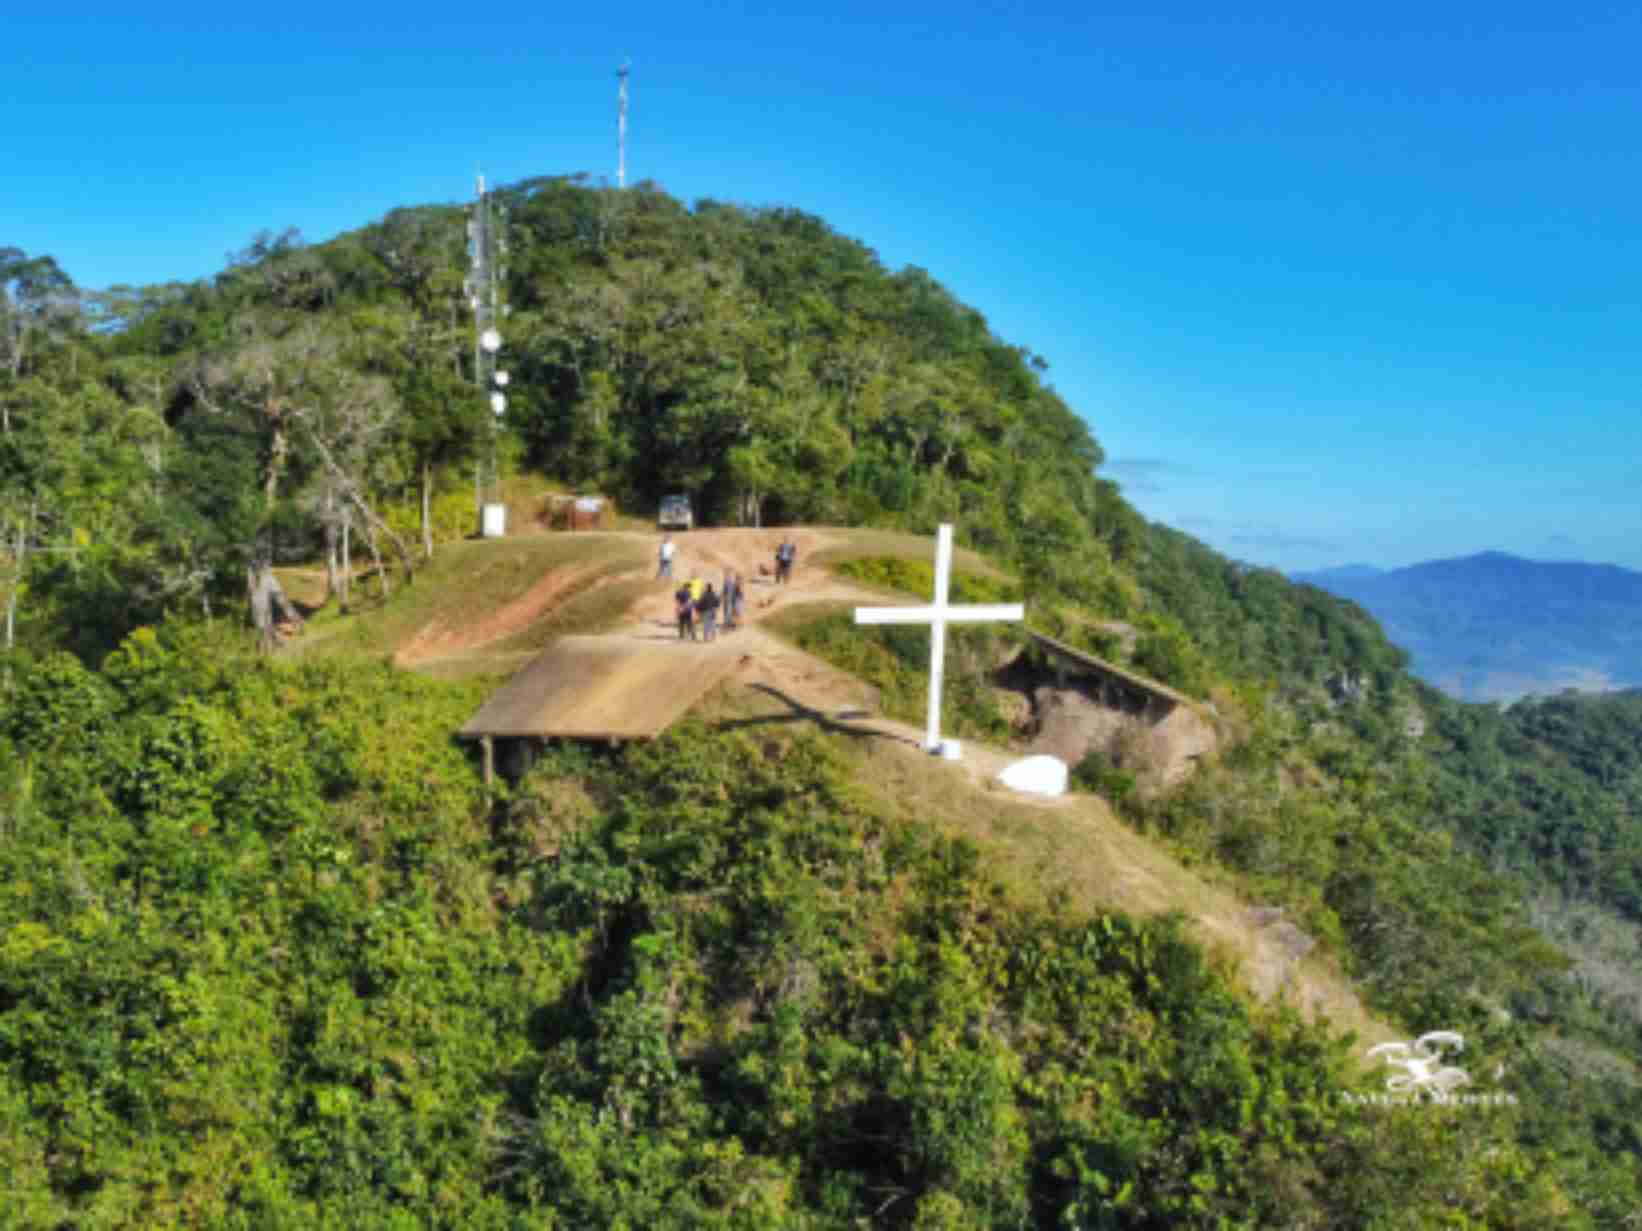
[482,735,494,789]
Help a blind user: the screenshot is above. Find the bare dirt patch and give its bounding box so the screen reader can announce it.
[626,528,878,627]
[396,563,603,667]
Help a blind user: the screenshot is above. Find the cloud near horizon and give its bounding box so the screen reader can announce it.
[1225,527,1341,556]
[1102,456,1191,495]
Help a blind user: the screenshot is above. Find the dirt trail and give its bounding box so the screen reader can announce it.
[635,527,875,624]
[390,528,875,672]
[608,528,943,726]
[395,563,606,667]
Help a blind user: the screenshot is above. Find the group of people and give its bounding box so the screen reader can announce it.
[673,571,743,641]
[655,532,795,643]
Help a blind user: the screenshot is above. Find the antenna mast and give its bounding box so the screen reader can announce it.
[466,173,510,524]
[617,60,630,188]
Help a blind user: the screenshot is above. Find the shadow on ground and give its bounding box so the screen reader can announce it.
[714,684,917,746]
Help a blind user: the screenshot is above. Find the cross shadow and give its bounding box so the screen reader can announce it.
[631,615,718,641]
[714,684,918,746]
[632,620,692,642]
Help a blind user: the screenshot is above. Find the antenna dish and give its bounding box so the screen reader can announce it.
[494,371,510,387]
[480,328,502,353]
[491,392,507,415]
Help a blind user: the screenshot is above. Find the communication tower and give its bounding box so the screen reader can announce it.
[466,173,510,522]
[617,60,630,188]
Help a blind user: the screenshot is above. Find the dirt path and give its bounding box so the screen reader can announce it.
[603,528,949,727]
[635,527,877,624]
[381,528,876,673]
[395,562,606,667]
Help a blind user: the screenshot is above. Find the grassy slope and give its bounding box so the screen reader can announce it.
[277,533,652,677]
[806,528,1015,580]
[281,526,1397,1047]
[700,676,1392,1047]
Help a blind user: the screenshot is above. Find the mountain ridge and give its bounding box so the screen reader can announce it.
[1294,550,1642,701]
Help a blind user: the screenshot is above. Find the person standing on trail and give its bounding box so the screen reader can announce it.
[675,583,696,640]
[658,535,676,579]
[688,575,705,605]
[697,583,721,641]
[776,538,796,584]
[722,570,740,630]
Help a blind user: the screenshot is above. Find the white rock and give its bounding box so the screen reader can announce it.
[996,754,1068,797]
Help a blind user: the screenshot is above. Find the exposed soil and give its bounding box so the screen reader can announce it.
[629,527,883,625]
[389,528,881,675]
[395,563,606,667]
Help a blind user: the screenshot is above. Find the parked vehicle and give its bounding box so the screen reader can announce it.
[658,494,694,531]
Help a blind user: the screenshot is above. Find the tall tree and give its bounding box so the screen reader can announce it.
[1,248,77,432]
[361,209,476,557]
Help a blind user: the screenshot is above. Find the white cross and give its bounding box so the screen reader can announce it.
[854,524,1025,753]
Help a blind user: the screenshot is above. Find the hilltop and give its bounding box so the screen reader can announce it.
[7,175,1642,1223]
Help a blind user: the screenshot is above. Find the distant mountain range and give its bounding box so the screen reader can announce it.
[1291,551,1642,703]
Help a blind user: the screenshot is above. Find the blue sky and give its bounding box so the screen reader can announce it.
[8,1,1641,573]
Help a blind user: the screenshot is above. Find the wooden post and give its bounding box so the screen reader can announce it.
[482,735,494,788]
[3,518,22,652]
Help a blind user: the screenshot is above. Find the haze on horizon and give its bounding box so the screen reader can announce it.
[10,1,1640,575]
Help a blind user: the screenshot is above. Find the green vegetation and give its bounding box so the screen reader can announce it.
[285,533,650,670]
[1427,688,1642,923]
[2,179,1130,661]
[8,179,1642,1223]
[830,555,1023,605]
[0,637,1592,1227]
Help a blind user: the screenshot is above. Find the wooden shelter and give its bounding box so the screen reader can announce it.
[1027,630,1195,719]
[1025,629,1217,786]
[457,636,740,783]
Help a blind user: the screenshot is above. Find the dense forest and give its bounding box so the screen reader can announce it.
[2,178,1129,661]
[5,178,1642,1225]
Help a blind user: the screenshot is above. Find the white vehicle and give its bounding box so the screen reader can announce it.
[658,494,694,531]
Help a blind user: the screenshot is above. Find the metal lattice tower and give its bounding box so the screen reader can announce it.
[617,61,630,188]
[466,173,509,511]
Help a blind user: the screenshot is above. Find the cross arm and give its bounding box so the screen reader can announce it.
[855,604,1025,626]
